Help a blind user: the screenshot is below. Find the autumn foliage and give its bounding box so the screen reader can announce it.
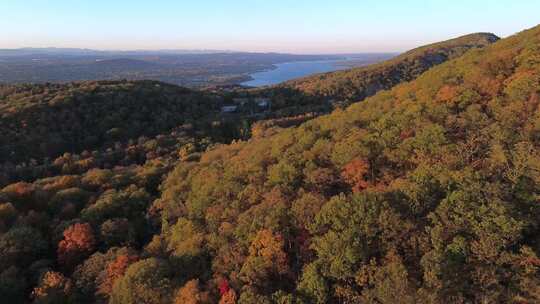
[57,223,96,269]
[173,279,210,304]
[98,254,139,296]
[218,289,238,304]
[218,278,231,296]
[3,25,540,303]
[240,229,290,287]
[32,271,72,303]
[341,158,370,192]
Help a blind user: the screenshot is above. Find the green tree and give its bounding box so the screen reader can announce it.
[110,258,173,304]
[0,226,48,268]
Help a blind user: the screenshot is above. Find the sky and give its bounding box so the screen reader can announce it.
[1,0,539,54]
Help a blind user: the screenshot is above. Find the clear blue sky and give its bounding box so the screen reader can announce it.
[1,0,539,53]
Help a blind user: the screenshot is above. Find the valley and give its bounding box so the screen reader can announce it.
[0,50,387,88]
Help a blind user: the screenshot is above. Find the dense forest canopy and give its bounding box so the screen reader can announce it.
[1,24,539,304]
[0,80,222,163]
[154,25,540,303]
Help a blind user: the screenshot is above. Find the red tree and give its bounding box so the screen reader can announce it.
[218,278,230,296]
[219,289,237,304]
[57,223,96,269]
[98,254,139,296]
[341,158,370,193]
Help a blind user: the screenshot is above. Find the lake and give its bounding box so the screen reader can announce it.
[240,55,394,87]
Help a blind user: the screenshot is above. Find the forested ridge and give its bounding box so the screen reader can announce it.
[281,32,499,103]
[1,24,539,304]
[242,33,500,136]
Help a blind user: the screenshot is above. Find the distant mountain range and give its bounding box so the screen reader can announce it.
[0,47,360,59]
[0,47,235,57]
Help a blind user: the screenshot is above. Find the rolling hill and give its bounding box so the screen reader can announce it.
[0,80,220,163]
[1,25,538,304]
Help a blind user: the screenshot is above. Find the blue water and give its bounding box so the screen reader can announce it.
[241,59,351,87]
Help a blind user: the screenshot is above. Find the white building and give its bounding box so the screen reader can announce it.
[255,98,271,108]
[221,105,238,113]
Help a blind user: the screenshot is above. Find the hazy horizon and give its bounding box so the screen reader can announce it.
[0,46,400,56]
[2,1,539,54]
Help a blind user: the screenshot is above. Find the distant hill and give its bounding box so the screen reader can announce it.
[280,32,500,102]
[0,47,231,57]
[0,80,219,162]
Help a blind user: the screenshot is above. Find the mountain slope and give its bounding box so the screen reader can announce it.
[0,34,499,164]
[154,26,540,302]
[0,27,536,304]
[280,32,499,103]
